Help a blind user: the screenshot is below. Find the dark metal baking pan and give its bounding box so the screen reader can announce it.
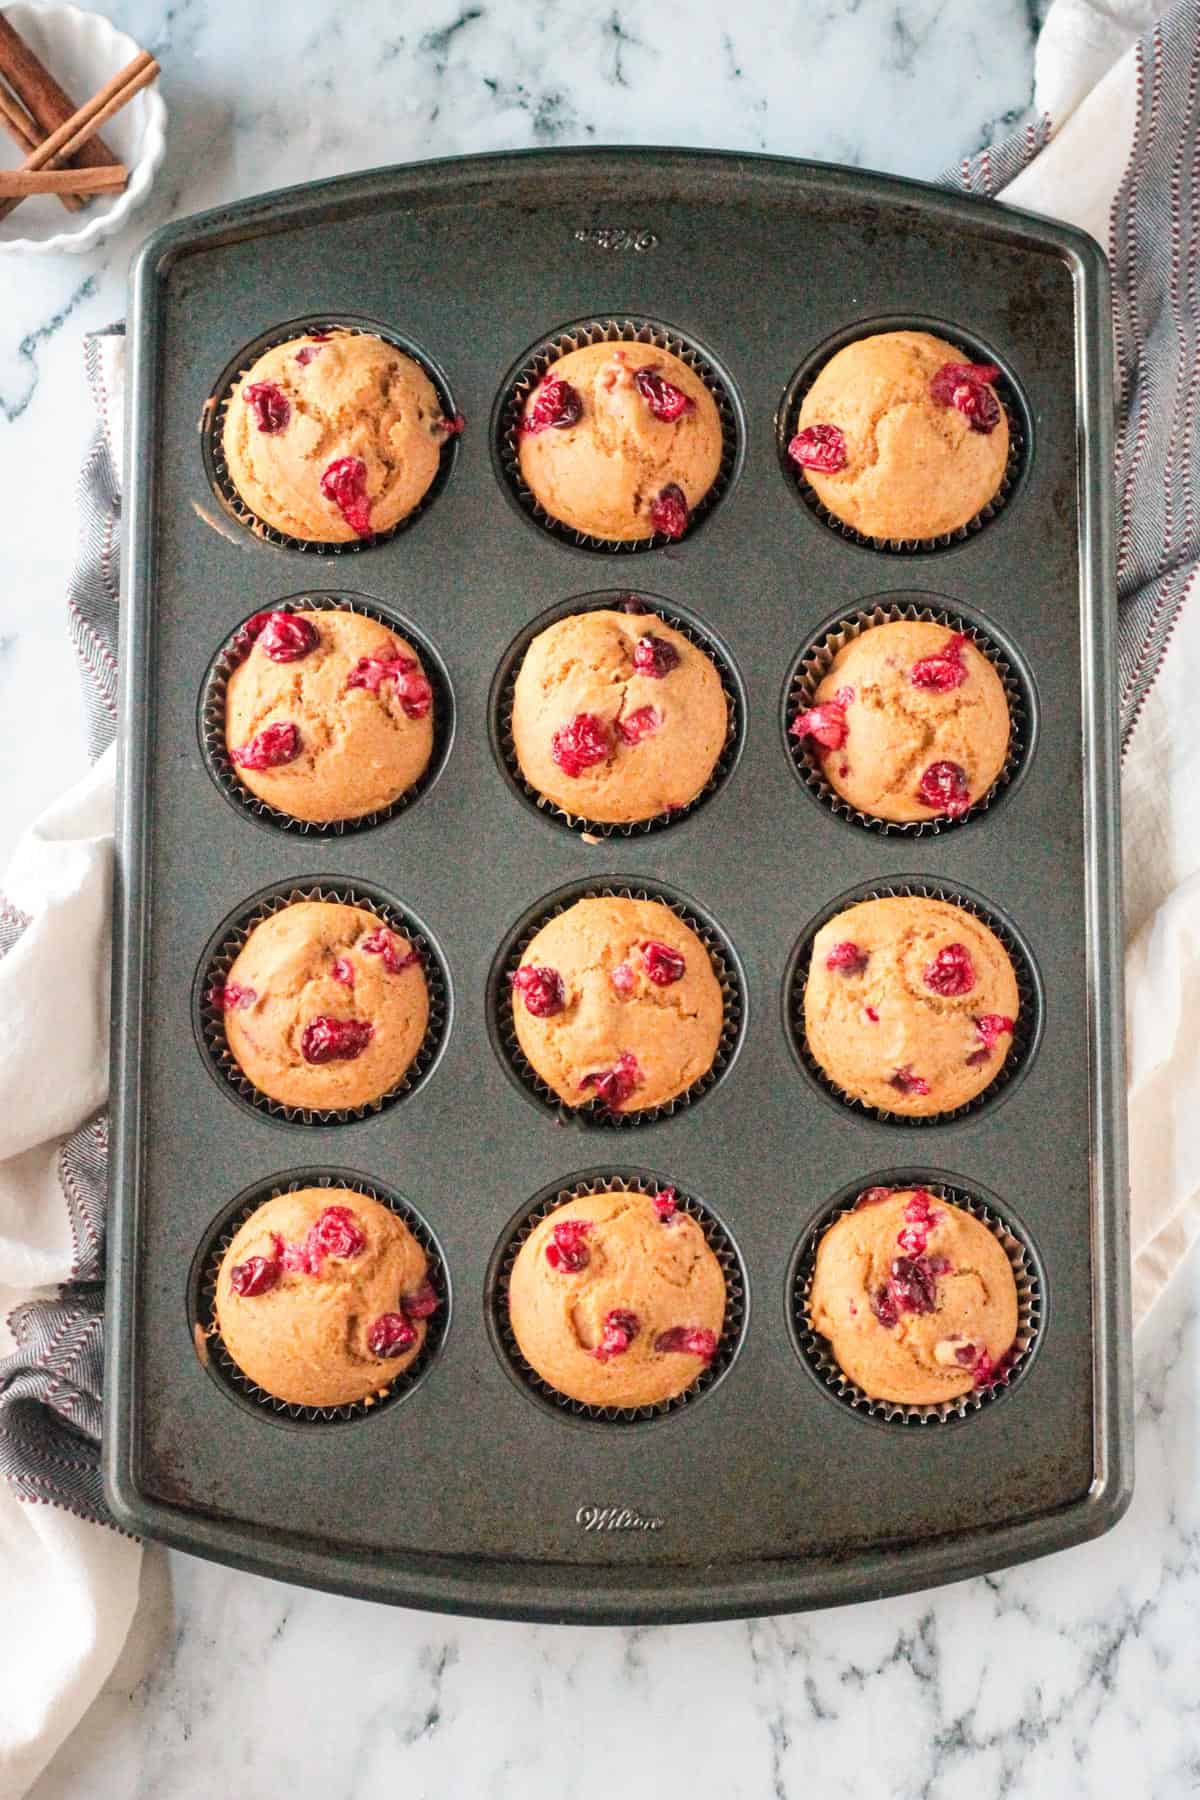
[105,148,1130,1623]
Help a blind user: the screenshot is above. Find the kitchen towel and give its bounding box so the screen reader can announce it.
[2,0,1197,1790]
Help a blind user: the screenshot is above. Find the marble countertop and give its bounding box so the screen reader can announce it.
[4,0,1195,1794]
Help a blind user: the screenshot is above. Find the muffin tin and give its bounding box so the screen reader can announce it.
[106,150,1130,1623]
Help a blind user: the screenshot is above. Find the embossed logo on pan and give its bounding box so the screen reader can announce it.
[572,227,659,252]
[576,1504,663,1532]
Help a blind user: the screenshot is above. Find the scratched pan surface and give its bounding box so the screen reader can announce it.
[106,150,1131,1623]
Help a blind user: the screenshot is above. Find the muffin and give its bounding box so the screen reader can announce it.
[511,608,728,824]
[788,330,1009,541]
[792,620,1010,822]
[215,1187,437,1407]
[510,896,724,1114]
[508,1187,726,1407]
[224,609,435,824]
[221,328,459,543]
[516,342,722,541]
[808,1187,1018,1405]
[803,896,1019,1116]
[217,899,429,1111]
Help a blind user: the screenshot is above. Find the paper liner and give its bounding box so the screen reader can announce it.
[202,315,460,555]
[495,316,739,552]
[789,1178,1042,1424]
[489,1172,747,1423]
[493,590,742,840]
[194,1169,447,1424]
[194,880,449,1126]
[784,599,1033,835]
[199,592,453,837]
[786,878,1041,1127]
[493,880,745,1128]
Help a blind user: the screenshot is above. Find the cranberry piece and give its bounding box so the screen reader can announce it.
[360,929,420,976]
[294,344,324,367]
[855,1186,893,1209]
[896,1190,940,1256]
[210,981,256,1011]
[249,611,318,663]
[923,942,976,997]
[863,1005,880,1023]
[890,1066,932,1097]
[319,455,373,537]
[580,1051,641,1111]
[510,964,566,1017]
[787,423,848,474]
[825,940,868,975]
[870,1285,900,1329]
[229,1254,280,1297]
[437,412,466,437]
[633,633,681,679]
[654,1325,717,1361]
[545,1219,592,1273]
[652,1188,678,1222]
[242,380,290,434]
[954,1342,978,1368]
[618,705,661,746]
[633,366,695,422]
[618,594,647,614]
[230,721,302,771]
[888,1255,938,1315]
[972,1348,999,1387]
[331,957,355,987]
[610,962,635,996]
[311,1204,366,1260]
[551,711,610,777]
[367,1312,417,1357]
[650,483,689,539]
[345,653,432,719]
[791,701,847,751]
[641,940,685,985]
[277,1230,321,1277]
[300,1016,375,1063]
[520,373,583,435]
[929,362,1002,434]
[401,1279,440,1320]
[594,1308,640,1361]
[968,1013,1016,1063]
[910,634,968,692]
[308,330,333,341]
[917,760,971,817]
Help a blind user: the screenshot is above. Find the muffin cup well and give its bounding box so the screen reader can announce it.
[788,1173,1043,1425]
[487,1170,747,1423]
[192,1167,448,1425]
[784,876,1042,1127]
[783,595,1035,836]
[494,316,741,553]
[199,592,454,837]
[777,315,1028,555]
[491,878,746,1129]
[202,314,460,555]
[194,878,450,1127]
[491,590,744,840]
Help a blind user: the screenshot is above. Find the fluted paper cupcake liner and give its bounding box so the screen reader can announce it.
[493,879,745,1128]
[203,315,460,555]
[493,590,743,840]
[193,1168,447,1425]
[789,1176,1042,1424]
[199,592,453,837]
[786,877,1041,1127]
[194,879,449,1126]
[784,598,1033,835]
[489,1171,746,1423]
[496,316,739,552]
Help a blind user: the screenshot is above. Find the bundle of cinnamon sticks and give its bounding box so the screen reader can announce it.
[0,11,159,222]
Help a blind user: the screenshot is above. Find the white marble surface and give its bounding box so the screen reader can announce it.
[9,1,1196,1795]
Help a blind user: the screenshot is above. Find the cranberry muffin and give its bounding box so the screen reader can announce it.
[809,1187,1018,1405]
[224,609,434,824]
[517,342,722,541]
[788,330,1008,541]
[511,608,728,824]
[792,620,1010,823]
[217,900,429,1111]
[215,1187,438,1407]
[510,896,725,1115]
[803,896,1019,1116]
[222,328,460,542]
[508,1188,726,1407]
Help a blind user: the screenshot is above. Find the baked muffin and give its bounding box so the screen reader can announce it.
[517,343,722,541]
[215,1187,438,1407]
[792,620,1010,822]
[224,609,434,824]
[221,328,459,543]
[511,608,728,824]
[809,1187,1018,1405]
[217,900,429,1111]
[803,896,1019,1116]
[788,330,1008,541]
[508,1187,725,1407]
[510,896,724,1114]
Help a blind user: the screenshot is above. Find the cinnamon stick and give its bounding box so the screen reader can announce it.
[0,12,119,168]
[0,81,82,210]
[0,163,126,196]
[0,53,157,223]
